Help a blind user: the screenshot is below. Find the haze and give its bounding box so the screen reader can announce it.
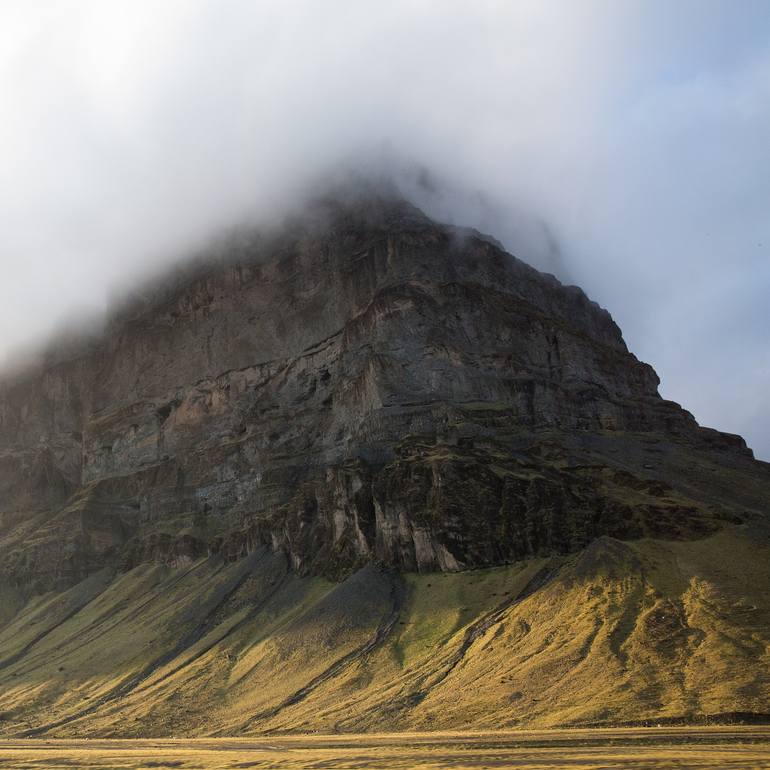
[0,1,768,458]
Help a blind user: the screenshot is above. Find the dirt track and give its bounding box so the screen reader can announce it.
[0,727,769,768]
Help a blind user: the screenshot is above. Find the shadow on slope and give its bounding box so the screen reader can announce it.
[0,527,767,736]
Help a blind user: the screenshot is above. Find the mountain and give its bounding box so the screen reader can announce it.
[0,192,768,735]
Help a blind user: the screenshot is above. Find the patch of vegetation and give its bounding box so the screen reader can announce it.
[0,528,766,737]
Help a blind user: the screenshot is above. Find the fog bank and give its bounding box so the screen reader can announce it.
[0,1,768,457]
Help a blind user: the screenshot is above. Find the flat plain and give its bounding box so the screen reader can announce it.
[0,727,768,769]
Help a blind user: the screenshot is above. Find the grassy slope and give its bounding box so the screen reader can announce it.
[0,526,767,737]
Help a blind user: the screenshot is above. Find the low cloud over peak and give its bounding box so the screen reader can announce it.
[0,1,768,457]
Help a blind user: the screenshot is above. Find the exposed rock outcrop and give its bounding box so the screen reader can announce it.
[0,194,766,590]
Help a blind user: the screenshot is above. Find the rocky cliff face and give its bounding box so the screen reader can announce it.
[0,194,766,591]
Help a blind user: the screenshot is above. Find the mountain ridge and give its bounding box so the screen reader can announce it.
[0,191,768,734]
[0,193,763,593]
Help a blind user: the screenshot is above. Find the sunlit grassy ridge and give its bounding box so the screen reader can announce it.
[0,526,767,737]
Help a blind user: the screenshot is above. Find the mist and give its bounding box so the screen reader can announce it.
[1,1,768,458]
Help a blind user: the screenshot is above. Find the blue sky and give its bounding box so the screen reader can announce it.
[0,1,768,457]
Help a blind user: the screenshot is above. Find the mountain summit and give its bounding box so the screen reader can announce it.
[0,193,767,734]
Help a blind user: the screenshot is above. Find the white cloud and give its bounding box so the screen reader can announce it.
[0,0,768,457]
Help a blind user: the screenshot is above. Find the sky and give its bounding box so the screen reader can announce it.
[0,1,768,458]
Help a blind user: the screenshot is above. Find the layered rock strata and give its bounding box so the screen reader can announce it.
[0,196,765,590]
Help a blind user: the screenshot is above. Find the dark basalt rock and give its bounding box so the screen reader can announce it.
[0,194,766,591]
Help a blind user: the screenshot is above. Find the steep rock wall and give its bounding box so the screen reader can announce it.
[0,197,763,590]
